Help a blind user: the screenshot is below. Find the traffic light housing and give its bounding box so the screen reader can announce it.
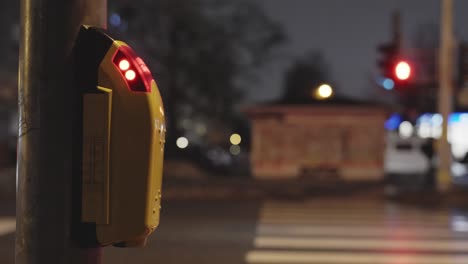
[74,26,166,247]
[377,42,399,79]
[377,42,412,90]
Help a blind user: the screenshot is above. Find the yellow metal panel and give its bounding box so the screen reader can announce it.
[93,42,166,246]
[82,88,112,225]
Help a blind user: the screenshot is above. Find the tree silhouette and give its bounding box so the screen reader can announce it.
[110,0,286,150]
[281,51,332,103]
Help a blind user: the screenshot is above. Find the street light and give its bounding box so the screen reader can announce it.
[315,84,333,100]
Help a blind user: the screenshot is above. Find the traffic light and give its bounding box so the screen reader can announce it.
[395,60,411,81]
[376,11,414,90]
[377,42,399,80]
[74,26,166,247]
[377,42,412,89]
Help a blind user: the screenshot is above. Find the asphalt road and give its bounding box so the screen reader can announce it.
[2,196,468,264]
[104,200,261,264]
[0,199,261,264]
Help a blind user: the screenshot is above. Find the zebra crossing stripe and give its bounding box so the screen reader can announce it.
[254,236,468,251]
[258,224,467,239]
[247,200,468,263]
[246,250,468,264]
[259,216,452,227]
[260,209,449,219]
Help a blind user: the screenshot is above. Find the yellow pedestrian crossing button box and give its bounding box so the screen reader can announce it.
[75,26,165,247]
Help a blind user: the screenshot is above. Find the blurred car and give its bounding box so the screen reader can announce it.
[451,161,468,186]
[180,143,235,175]
[384,132,430,176]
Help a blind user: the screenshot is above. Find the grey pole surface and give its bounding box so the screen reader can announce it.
[437,0,453,192]
[16,0,106,263]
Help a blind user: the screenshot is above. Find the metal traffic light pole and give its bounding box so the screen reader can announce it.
[16,0,106,263]
[437,0,454,192]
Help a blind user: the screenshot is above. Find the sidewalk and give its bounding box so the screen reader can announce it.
[2,164,467,207]
[386,185,468,208]
[162,171,468,208]
[162,175,386,201]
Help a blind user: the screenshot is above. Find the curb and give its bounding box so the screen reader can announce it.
[161,178,387,201]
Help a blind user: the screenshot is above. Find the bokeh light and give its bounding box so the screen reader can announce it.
[383,78,394,90]
[176,137,189,149]
[229,145,241,155]
[399,121,413,138]
[230,133,242,145]
[316,84,333,99]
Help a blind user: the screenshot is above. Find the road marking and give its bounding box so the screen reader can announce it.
[255,236,468,251]
[259,215,451,227]
[258,224,468,238]
[246,250,468,264]
[261,204,449,216]
[260,207,449,215]
[264,200,441,209]
[246,199,468,263]
[260,209,450,218]
[0,217,15,236]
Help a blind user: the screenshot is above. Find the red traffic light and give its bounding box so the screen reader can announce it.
[395,61,411,81]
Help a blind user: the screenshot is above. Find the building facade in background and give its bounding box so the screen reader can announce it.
[246,105,387,181]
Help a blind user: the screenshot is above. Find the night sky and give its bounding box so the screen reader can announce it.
[248,0,468,103]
